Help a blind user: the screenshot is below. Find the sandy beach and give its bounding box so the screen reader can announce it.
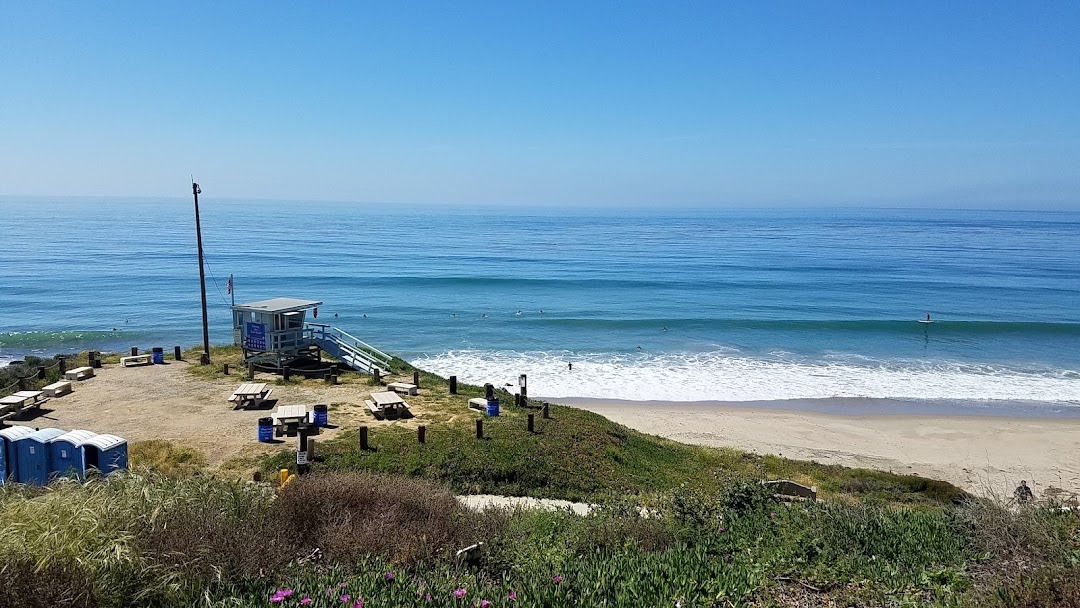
[555,398,1080,498]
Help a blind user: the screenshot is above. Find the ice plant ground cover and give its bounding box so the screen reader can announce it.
[1,471,1078,607]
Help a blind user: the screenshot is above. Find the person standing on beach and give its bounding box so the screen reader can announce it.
[568,362,572,371]
[1014,480,1034,503]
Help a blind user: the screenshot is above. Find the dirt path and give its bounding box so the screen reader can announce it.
[9,361,421,470]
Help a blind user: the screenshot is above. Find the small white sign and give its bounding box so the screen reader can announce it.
[296,451,308,466]
[28,446,35,455]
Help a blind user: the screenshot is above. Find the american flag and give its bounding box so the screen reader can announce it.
[226,275,232,295]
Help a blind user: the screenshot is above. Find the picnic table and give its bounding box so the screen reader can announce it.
[0,391,45,417]
[366,391,411,419]
[228,382,273,409]
[271,404,311,437]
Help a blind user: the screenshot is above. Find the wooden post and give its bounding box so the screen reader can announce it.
[359,425,369,450]
[476,419,483,440]
[373,368,381,384]
[18,376,29,391]
[514,394,521,407]
[131,346,138,356]
[331,364,339,376]
[413,370,420,387]
[484,383,494,400]
[418,425,426,444]
[37,366,46,380]
[306,437,316,462]
[282,365,291,381]
[328,373,338,385]
[174,346,183,361]
[247,363,255,380]
[58,356,67,373]
[252,471,262,482]
[90,351,101,368]
[528,413,534,433]
[223,363,230,375]
[521,395,528,408]
[449,375,457,394]
[543,404,550,419]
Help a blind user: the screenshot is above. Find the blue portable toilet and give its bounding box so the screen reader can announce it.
[0,426,35,485]
[15,428,64,485]
[49,430,98,481]
[84,434,128,476]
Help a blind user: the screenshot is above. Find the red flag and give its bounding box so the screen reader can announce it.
[313,307,318,318]
[226,275,233,295]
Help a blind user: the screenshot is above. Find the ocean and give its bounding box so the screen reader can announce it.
[2,198,1078,411]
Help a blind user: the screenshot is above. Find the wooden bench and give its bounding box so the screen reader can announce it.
[42,381,73,398]
[120,354,153,367]
[365,399,381,418]
[386,382,418,396]
[468,397,488,410]
[65,366,95,381]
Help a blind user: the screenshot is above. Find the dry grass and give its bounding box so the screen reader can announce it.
[128,440,207,477]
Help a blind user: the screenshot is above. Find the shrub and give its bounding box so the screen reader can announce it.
[0,558,98,608]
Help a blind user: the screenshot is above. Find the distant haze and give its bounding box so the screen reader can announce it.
[1,3,1078,208]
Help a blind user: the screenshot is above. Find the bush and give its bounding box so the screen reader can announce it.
[0,558,98,608]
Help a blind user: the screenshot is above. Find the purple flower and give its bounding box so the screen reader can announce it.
[480,600,492,608]
[384,571,396,581]
[454,588,468,598]
[508,590,517,601]
[340,595,351,603]
[270,594,284,604]
[718,527,726,533]
[280,589,294,598]
[552,575,564,584]
[339,582,349,588]
[425,593,433,603]
[301,597,312,606]
[770,511,776,518]
[327,587,335,596]
[352,600,364,608]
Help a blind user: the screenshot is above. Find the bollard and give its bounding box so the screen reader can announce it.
[528,413,534,433]
[90,351,101,368]
[58,356,67,373]
[253,471,262,482]
[328,373,338,385]
[413,370,420,387]
[418,425,426,444]
[131,346,138,356]
[331,364,339,376]
[248,363,255,380]
[373,368,381,385]
[223,363,230,375]
[543,404,550,419]
[283,365,291,381]
[449,375,457,394]
[514,394,521,407]
[476,419,484,440]
[521,395,528,408]
[174,346,183,361]
[199,352,210,365]
[359,425,369,450]
[484,383,494,400]
[279,468,289,486]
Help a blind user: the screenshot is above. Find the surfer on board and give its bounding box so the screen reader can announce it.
[926,313,931,321]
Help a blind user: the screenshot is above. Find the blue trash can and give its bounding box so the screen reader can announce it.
[257,417,274,442]
[486,399,500,417]
[313,404,328,427]
[152,347,164,364]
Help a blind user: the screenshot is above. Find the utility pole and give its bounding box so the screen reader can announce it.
[193,180,211,365]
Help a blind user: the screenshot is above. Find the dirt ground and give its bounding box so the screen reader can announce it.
[6,360,430,471]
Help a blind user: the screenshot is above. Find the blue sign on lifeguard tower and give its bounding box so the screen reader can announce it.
[245,322,266,350]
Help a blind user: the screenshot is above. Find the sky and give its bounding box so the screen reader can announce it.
[1,2,1078,208]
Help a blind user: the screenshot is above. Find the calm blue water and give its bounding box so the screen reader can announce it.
[1,198,1078,405]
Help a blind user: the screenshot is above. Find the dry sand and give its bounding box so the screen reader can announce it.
[555,399,1080,498]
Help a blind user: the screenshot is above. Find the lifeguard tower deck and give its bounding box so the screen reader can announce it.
[231,297,391,374]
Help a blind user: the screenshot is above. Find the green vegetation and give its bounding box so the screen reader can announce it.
[4,347,1077,605]
[0,471,1076,607]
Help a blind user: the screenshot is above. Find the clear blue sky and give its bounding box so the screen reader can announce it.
[1,2,1078,207]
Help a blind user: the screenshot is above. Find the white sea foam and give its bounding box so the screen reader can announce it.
[412,350,1080,403]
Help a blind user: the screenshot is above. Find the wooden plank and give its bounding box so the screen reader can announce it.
[371,391,404,407]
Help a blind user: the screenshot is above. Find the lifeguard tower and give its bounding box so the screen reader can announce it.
[231,297,392,375]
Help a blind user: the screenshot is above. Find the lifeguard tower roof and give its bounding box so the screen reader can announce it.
[232,298,322,314]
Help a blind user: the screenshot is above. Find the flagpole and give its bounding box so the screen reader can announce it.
[230,274,235,307]
[193,180,211,365]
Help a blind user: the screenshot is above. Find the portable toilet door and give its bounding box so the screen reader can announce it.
[15,428,64,486]
[84,434,128,476]
[50,430,98,481]
[0,425,35,484]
